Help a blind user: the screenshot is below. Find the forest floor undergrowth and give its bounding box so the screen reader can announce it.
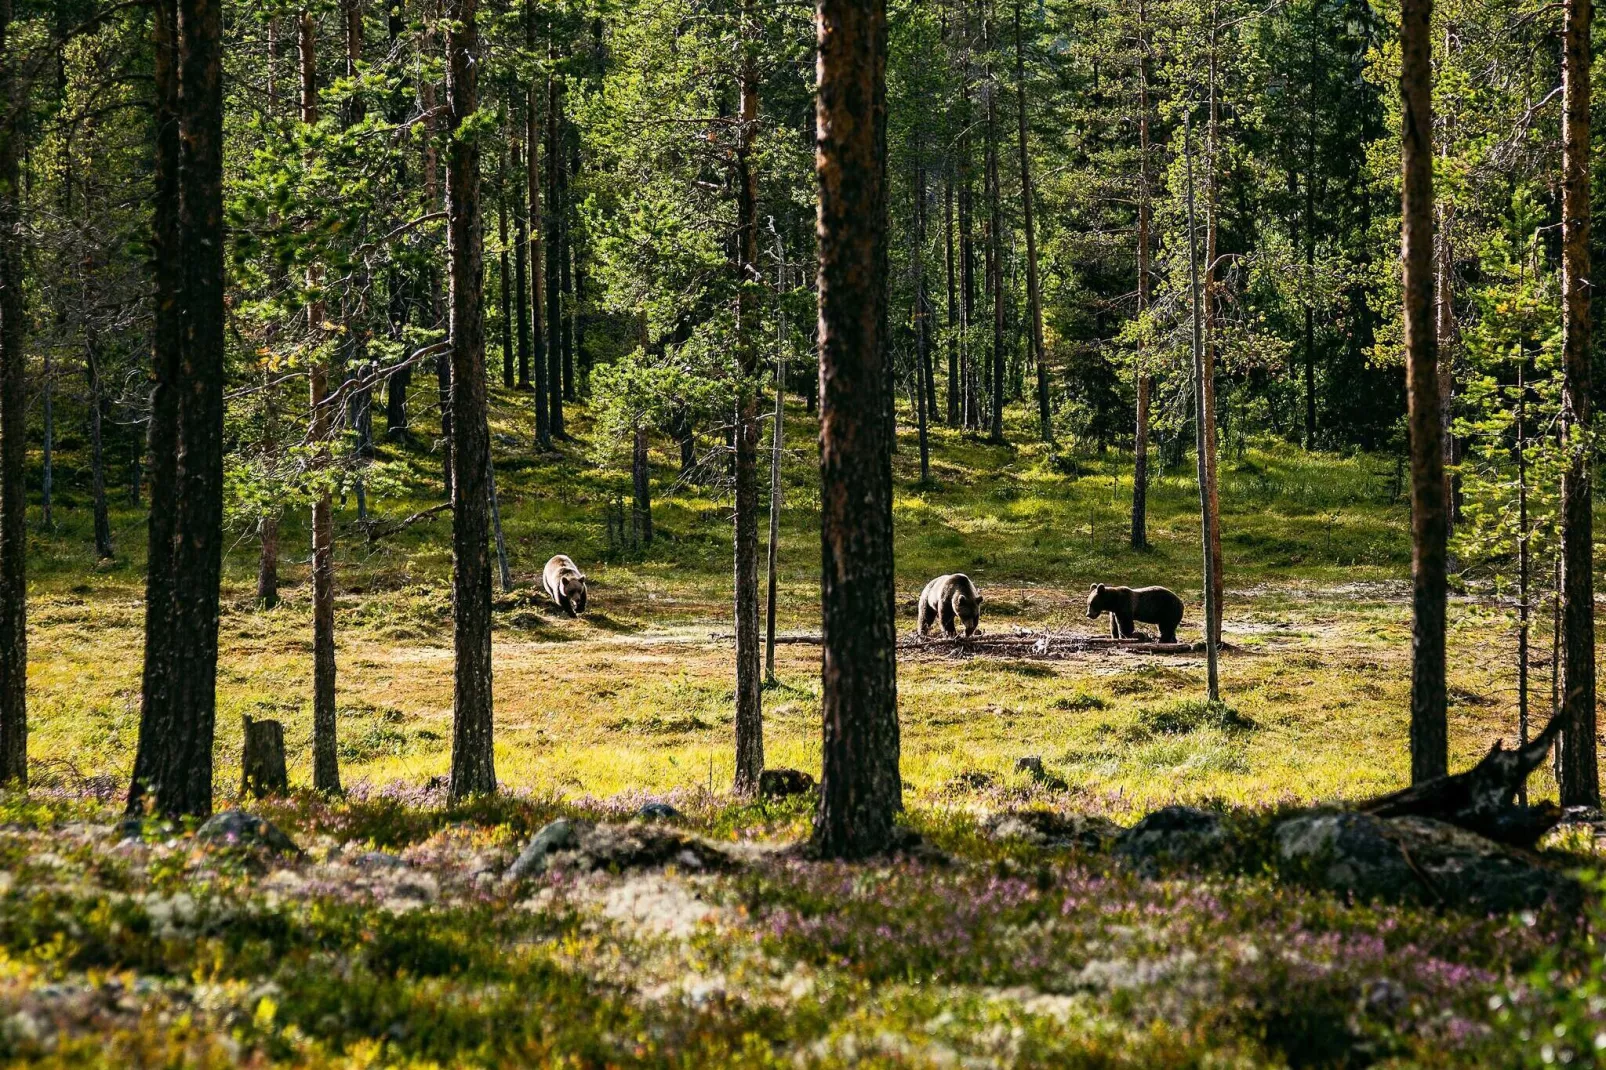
[7,390,1603,1066]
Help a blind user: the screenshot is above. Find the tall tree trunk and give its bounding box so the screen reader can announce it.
[562,134,579,400]
[1014,0,1048,444]
[632,421,652,544]
[944,171,958,426]
[913,159,931,482]
[419,35,451,495]
[1517,352,1530,805]
[498,137,514,387]
[301,9,341,795]
[1184,115,1220,703]
[1202,27,1224,650]
[765,257,786,682]
[984,0,1004,443]
[811,0,900,858]
[513,142,532,391]
[85,331,113,561]
[544,59,565,439]
[732,13,765,795]
[526,10,551,447]
[1303,13,1318,448]
[1400,0,1447,783]
[0,0,26,785]
[41,352,53,531]
[1130,0,1151,550]
[384,5,411,439]
[445,0,497,801]
[129,0,226,816]
[1558,0,1597,806]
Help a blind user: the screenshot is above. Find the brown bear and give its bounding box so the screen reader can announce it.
[918,573,983,638]
[1086,582,1184,643]
[543,554,589,617]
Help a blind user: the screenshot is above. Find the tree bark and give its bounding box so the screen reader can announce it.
[445,0,497,801]
[0,0,25,785]
[241,716,289,799]
[301,8,341,796]
[632,421,653,544]
[733,14,765,795]
[129,0,226,816]
[766,260,786,682]
[1202,29,1224,651]
[1400,0,1448,783]
[811,0,901,857]
[1558,0,1597,806]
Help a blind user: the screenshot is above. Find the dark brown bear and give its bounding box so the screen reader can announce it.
[918,573,983,638]
[543,554,589,617]
[1086,582,1184,643]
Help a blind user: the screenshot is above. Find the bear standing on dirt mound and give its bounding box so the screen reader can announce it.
[543,555,590,617]
[918,574,983,638]
[1086,583,1184,643]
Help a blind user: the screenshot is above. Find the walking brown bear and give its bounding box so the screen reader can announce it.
[918,573,983,638]
[543,554,590,617]
[1086,582,1184,643]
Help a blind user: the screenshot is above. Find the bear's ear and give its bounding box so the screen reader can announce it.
[1091,582,1104,592]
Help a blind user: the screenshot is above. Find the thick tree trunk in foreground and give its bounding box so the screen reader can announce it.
[811,0,901,857]
[446,0,497,801]
[0,0,26,785]
[130,0,226,816]
[1557,0,1597,807]
[1400,0,1448,783]
[732,25,765,795]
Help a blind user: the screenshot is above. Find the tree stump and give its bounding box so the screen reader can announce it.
[241,715,289,799]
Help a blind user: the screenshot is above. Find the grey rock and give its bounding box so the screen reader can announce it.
[353,851,406,870]
[982,810,1119,850]
[637,802,682,821]
[1114,806,1225,875]
[194,810,302,856]
[1274,811,1583,914]
[505,818,581,881]
[1013,756,1070,792]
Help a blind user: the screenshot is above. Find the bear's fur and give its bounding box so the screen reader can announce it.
[918,573,983,638]
[1086,583,1184,643]
[543,554,589,617]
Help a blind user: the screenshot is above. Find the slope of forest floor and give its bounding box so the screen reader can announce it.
[9,390,1603,1066]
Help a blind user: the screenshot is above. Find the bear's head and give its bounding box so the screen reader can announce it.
[1086,583,1108,619]
[955,588,982,637]
[564,572,589,614]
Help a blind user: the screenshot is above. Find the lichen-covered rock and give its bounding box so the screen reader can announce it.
[194,810,302,856]
[982,810,1119,850]
[1113,806,1224,874]
[505,819,734,882]
[1275,811,1583,914]
[504,818,580,881]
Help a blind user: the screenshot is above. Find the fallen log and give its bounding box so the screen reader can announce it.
[1359,711,1567,849]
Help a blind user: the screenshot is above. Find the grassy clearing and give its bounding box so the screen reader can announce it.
[11,392,1604,1066]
